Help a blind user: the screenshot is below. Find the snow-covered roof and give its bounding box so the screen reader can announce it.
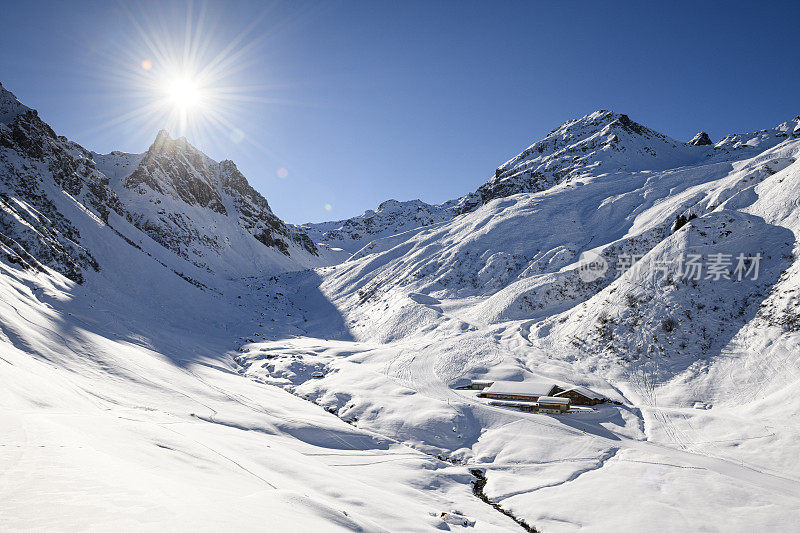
[482,381,556,397]
[537,396,570,405]
[555,386,604,400]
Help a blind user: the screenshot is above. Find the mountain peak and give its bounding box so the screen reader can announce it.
[688,131,713,146]
[149,129,196,155]
[456,110,688,213]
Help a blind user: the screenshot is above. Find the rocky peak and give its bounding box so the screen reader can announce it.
[125,130,227,215]
[115,130,318,264]
[688,131,713,146]
[456,110,691,213]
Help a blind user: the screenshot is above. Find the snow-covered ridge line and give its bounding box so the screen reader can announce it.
[308,109,800,254]
[303,198,458,255]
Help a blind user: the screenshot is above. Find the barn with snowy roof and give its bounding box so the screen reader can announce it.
[478,381,561,402]
[554,386,605,406]
[536,396,571,414]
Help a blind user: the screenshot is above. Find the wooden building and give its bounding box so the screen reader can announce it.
[479,381,561,402]
[463,380,494,390]
[536,396,570,413]
[554,386,605,406]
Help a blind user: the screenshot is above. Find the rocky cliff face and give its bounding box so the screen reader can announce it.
[125,131,228,215]
[218,159,318,255]
[0,82,126,282]
[115,130,318,270]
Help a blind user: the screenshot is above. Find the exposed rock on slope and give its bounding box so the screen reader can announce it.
[688,131,713,146]
[218,159,318,255]
[539,211,793,375]
[0,82,125,282]
[456,110,700,213]
[117,130,318,269]
[125,130,228,215]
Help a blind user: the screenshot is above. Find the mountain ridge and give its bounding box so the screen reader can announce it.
[309,108,800,255]
[0,81,326,283]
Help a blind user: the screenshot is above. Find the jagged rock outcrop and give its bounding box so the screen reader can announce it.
[688,131,713,146]
[113,129,318,270]
[125,130,227,215]
[0,82,125,282]
[218,159,317,255]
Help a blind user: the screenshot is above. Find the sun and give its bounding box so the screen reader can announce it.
[98,3,297,150]
[167,78,201,109]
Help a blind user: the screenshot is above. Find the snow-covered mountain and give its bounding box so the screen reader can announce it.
[95,130,323,276]
[310,110,800,256]
[0,82,330,285]
[303,198,457,255]
[240,110,800,529]
[3,78,800,532]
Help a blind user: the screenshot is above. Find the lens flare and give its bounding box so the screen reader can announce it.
[230,128,245,143]
[276,167,288,179]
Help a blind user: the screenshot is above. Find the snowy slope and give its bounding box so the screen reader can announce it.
[0,251,524,532]
[238,113,800,531]
[0,82,523,532]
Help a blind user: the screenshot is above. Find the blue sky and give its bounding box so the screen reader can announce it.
[1,1,798,223]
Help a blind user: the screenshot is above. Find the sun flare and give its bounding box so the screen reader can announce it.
[96,3,293,154]
[167,78,201,109]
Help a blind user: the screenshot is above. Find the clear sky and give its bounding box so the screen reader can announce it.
[1,1,798,223]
